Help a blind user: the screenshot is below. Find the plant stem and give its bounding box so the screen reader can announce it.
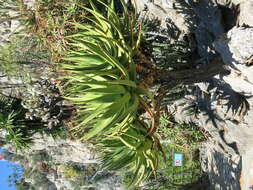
[159,55,230,85]
[148,55,230,135]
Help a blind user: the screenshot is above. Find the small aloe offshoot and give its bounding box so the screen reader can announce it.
[62,0,163,186]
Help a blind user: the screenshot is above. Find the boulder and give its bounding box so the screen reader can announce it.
[237,1,253,27]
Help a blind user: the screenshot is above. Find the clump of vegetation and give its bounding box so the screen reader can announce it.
[31,0,90,61]
[1,0,89,61]
[122,114,206,189]
[156,114,206,187]
[158,114,206,149]
[0,34,73,129]
[0,96,32,150]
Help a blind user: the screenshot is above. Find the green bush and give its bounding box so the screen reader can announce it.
[0,96,32,149]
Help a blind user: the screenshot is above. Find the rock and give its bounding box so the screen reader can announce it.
[22,133,98,164]
[168,83,253,189]
[211,26,253,190]
[200,142,242,190]
[148,1,253,189]
[237,1,253,27]
[214,27,253,95]
[1,0,253,189]
[135,0,225,60]
[188,0,224,59]
[135,0,188,35]
[24,0,36,9]
[231,0,248,5]
[240,151,253,189]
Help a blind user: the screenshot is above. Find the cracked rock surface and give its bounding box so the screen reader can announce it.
[134,0,253,189]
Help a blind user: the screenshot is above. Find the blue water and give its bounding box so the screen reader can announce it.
[0,148,23,190]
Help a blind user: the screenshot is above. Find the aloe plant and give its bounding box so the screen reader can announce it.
[63,0,144,139]
[62,0,162,186]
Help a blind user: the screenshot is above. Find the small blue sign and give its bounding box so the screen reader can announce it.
[173,153,183,166]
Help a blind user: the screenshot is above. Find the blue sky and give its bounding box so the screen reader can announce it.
[0,149,17,190]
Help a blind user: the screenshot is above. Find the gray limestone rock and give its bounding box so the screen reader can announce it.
[237,1,253,27]
[135,0,225,60]
[214,27,253,95]
[200,143,242,190]
[143,1,253,189]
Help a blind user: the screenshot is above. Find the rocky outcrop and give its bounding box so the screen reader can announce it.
[237,1,253,27]
[134,0,253,189]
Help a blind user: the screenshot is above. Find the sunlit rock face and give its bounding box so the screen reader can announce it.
[213,26,253,190]
[214,27,253,96]
[133,0,253,189]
